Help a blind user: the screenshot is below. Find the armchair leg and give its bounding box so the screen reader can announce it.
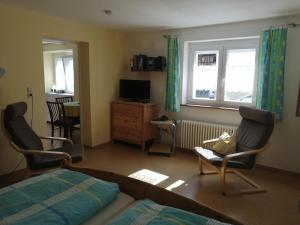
[220,167,226,195]
[223,170,266,196]
[198,158,203,174]
[198,157,218,175]
[197,156,265,195]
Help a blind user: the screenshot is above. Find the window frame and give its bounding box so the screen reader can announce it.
[185,38,259,108]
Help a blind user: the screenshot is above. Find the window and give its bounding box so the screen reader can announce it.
[54,55,74,93]
[185,38,259,107]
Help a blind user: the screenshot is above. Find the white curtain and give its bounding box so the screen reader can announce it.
[55,56,74,93]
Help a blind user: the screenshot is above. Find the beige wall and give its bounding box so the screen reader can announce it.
[0,4,126,174]
[43,52,54,93]
[125,15,300,173]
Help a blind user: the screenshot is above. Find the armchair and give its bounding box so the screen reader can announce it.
[4,102,84,177]
[194,106,274,195]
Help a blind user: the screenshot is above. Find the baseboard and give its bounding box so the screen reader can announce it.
[256,164,300,177]
[88,141,111,149]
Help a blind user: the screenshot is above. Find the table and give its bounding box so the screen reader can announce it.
[63,101,80,138]
[64,101,80,118]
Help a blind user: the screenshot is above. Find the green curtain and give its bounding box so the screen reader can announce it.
[256,28,287,121]
[165,36,180,112]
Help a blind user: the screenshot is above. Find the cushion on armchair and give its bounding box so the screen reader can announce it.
[211,132,236,155]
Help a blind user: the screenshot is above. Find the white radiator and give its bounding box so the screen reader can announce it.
[179,120,238,150]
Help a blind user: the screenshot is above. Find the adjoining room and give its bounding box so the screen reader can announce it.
[42,38,81,144]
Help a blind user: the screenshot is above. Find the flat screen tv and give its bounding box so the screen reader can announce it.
[119,79,150,102]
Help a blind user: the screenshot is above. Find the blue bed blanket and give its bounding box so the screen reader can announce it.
[0,169,119,225]
[107,199,232,225]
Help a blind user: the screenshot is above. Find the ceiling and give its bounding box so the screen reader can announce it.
[1,0,300,31]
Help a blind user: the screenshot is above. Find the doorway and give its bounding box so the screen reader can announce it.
[42,38,81,144]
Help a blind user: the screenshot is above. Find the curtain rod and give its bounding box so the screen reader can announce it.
[264,22,300,30]
[162,23,300,37]
[163,35,176,38]
[287,23,299,28]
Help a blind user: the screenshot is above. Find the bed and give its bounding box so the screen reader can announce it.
[0,164,242,225]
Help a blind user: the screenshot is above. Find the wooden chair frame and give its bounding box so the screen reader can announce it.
[10,136,73,177]
[196,140,271,196]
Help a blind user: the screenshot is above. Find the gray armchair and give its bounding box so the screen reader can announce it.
[4,102,84,176]
[194,106,274,195]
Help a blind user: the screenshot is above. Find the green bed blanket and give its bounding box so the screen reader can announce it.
[107,199,232,225]
[0,169,119,225]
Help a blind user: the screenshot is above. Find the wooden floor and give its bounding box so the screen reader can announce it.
[75,143,300,225]
[1,142,299,225]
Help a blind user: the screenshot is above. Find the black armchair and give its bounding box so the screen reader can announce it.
[194,106,274,195]
[4,102,84,176]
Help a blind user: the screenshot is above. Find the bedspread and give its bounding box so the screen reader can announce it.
[107,199,231,225]
[0,169,119,225]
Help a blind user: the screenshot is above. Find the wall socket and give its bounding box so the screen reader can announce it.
[27,87,33,97]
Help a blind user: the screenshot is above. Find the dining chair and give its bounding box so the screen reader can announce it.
[46,101,63,143]
[46,101,79,140]
[55,96,73,104]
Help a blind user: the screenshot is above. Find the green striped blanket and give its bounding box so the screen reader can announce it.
[107,199,232,225]
[0,169,119,225]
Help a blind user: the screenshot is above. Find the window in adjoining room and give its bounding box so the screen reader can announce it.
[184,38,259,108]
[54,55,74,94]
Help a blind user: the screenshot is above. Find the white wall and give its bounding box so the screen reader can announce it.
[125,15,300,173]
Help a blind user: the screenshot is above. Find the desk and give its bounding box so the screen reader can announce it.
[64,101,80,118]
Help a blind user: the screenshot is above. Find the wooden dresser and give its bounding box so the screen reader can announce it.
[111,101,158,150]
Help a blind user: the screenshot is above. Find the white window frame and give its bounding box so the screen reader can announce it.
[185,38,259,108]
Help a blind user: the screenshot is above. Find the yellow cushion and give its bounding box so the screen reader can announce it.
[212,132,237,155]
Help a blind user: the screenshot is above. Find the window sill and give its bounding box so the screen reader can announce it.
[180,104,239,111]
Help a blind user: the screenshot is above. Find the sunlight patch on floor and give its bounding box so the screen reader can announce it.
[166,180,185,191]
[128,169,169,185]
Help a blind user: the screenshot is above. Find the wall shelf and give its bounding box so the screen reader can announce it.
[131,55,166,72]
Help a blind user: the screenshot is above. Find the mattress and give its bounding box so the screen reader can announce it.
[83,192,135,225]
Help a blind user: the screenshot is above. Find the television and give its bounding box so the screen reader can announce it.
[119,79,151,102]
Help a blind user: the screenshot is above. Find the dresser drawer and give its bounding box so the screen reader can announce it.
[112,115,142,130]
[112,103,142,118]
[113,128,142,143]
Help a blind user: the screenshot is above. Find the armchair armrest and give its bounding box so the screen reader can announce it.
[202,138,219,147]
[39,136,73,144]
[221,142,271,168]
[10,142,72,162]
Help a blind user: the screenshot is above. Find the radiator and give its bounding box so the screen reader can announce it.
[179,120,238,150]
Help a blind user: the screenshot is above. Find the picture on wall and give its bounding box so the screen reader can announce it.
[296,84,300,117]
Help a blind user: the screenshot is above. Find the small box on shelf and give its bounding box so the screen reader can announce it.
[131,54,166,72]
